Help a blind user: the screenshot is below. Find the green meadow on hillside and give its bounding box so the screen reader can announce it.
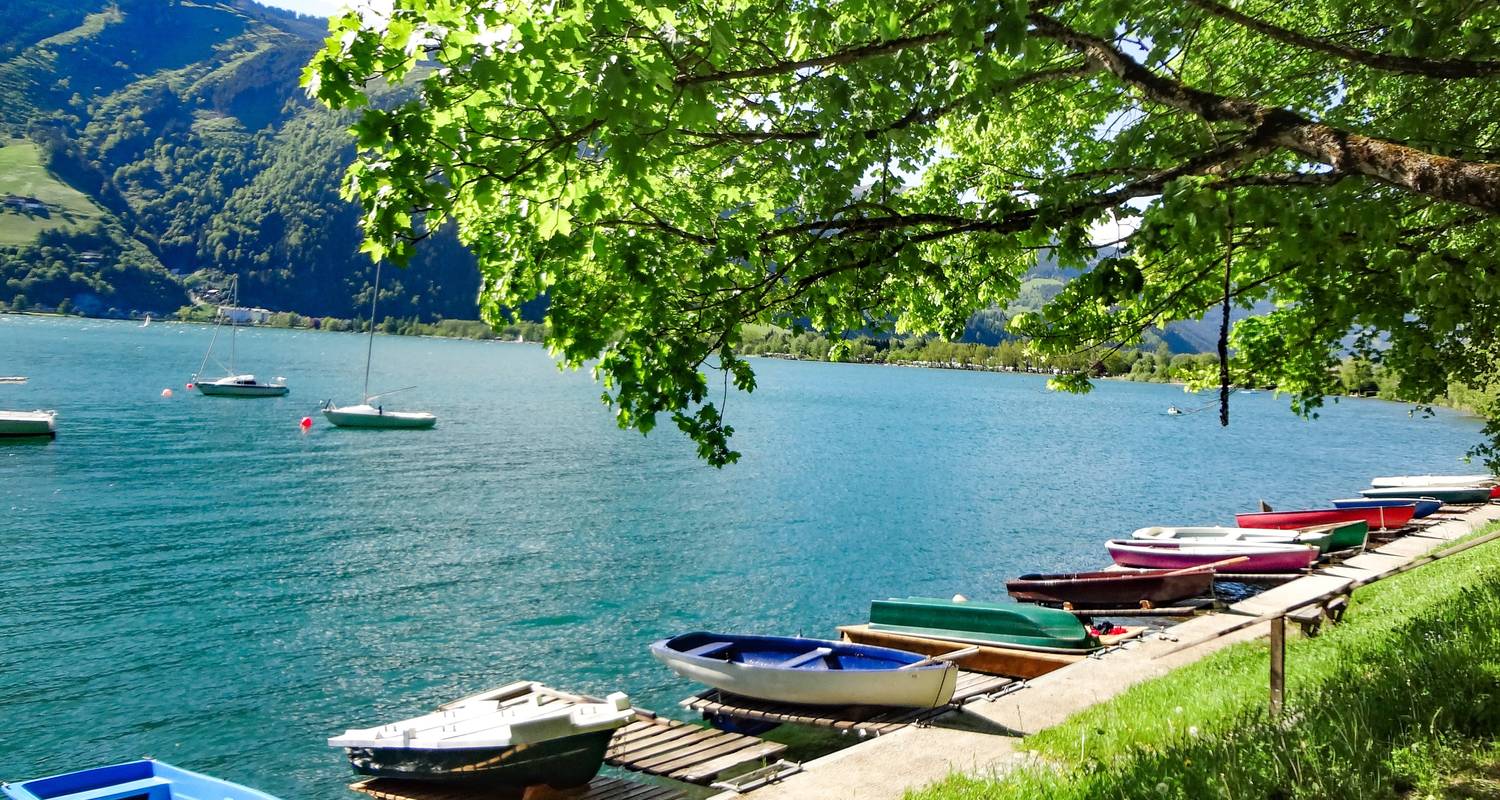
[0,139,109,245]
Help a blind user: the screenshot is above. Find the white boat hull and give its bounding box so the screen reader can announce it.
[1371,474,1495,488]
[0,410,56,438]
[1132,526,1323,546]
[652,649,958,707]
[323,403,437,429]
[195,380,289,397]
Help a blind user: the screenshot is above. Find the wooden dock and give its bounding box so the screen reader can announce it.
[682,671,1018,737]
[351,776,685,800]
[604,708,787,784]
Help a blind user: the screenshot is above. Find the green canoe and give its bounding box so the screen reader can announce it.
[868,597,1101,653]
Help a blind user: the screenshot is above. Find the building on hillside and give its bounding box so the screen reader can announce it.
[3,195,46,211]
[217,306,273,325]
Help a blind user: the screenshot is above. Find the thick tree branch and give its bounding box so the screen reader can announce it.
[1030,13,1500,214]
[1185,0,1500,79]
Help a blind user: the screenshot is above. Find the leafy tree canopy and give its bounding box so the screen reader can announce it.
[306,0,1500,466]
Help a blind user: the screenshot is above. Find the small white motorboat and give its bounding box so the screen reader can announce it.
[329,682,634,789]
[194,374,289,397]
[0,409,56,439]
[322,401,436,429]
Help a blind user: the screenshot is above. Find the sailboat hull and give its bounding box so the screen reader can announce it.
[323,404,436,429]
[196,382,289,397]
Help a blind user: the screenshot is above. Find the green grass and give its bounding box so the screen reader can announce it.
[912,521,1500,800]
[0,139,111,244]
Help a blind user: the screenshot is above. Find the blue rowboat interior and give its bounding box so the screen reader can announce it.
[656,631,928,670]
[1331,497,1442,518]
[0,759,282,800]
[652,631,961,707]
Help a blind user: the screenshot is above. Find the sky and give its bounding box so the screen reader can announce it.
[259,0,345,16]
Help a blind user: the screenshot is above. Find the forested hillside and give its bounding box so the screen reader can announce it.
[0,0,486,319]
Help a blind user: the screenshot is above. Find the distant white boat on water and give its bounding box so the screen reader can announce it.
[0,409,56,439]
[323,261,436,429]
[190,276,288,397]
[141,314,151,327]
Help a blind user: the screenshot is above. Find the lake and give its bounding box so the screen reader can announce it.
[0,313,1485,797]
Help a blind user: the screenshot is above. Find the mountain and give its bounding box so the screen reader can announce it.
[0,0,487,320]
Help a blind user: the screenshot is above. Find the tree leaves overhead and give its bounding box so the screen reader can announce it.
[308,0,1500,467]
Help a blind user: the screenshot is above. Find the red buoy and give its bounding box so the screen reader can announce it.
[300,416,313,431]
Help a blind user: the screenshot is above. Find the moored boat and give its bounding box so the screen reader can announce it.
[1235,504,1415,531]
[1371,474,1495,488]
[867,596,1101,652]
[650,631,960,708]
[329,682,634,789]
[1358,486,1491,505]
[1132,525,1334,553]
[322,401,437,429]
[0,409,56,438]
[1005,567,1213,609]
[1332,497,1443,519]
[0,759,282,800]
[1107,539,1318,573]
[193,373,288,397]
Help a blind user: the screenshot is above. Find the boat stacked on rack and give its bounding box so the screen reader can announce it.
[1358,485,1491,505]
[329,682,635,789]
[651,632,962,708]
[1236,503,1415,531]
[1005,567,1214,609]
[1106,539,1319,572]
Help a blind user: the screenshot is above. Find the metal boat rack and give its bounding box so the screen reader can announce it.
[682,670,1020,737]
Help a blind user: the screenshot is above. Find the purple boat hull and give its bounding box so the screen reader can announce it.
[1105,540,1317,573]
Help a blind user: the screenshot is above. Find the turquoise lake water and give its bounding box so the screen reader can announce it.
[0,313,1487,797]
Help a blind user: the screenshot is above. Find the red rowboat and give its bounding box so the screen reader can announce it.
[1235,505,1414,531]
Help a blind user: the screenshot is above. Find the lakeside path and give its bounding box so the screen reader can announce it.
[718,502,1500,800]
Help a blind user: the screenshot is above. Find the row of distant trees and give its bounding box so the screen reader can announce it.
[735,325,1497,414]
[172,303,546,342]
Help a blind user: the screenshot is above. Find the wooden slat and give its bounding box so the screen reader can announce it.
[603,712,786,785]
[351,776,684,800]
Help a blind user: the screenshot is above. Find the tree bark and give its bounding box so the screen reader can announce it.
[1030,14,1500,215]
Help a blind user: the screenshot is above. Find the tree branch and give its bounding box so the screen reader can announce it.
[1185,0,1500,79]
[1030,13,1500,214]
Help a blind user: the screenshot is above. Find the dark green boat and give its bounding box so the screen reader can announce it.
[868,597,1102,652]
[1321,520,1369,551]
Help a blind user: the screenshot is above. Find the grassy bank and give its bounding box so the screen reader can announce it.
[913,521,1500,800]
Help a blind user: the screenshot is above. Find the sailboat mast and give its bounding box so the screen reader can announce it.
[229,275,238,374]
[363,261,381,403]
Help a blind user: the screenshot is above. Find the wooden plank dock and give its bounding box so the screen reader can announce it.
[604,709,787,785]
[682,671,1018,737]
[351,775,685,800]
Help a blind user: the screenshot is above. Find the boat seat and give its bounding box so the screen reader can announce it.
[779,647,834,668]
[684,641,736,659]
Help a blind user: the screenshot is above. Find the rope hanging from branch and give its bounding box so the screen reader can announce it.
[1219,194,1233,427]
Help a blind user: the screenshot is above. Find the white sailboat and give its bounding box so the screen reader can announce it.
[322,262,436,429]
[190,276,289,397]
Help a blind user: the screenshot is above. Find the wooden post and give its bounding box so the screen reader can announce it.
[1269,615,1286,716]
